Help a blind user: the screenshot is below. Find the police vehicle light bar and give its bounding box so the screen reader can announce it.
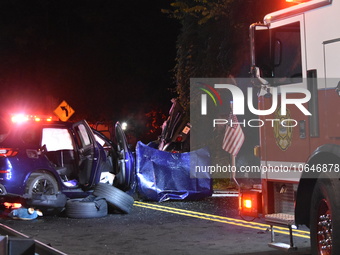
[11,114,54,123]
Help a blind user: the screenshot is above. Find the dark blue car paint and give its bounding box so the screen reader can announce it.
[0,120,131,198]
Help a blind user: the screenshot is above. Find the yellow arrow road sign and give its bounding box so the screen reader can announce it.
[54,100,75,121]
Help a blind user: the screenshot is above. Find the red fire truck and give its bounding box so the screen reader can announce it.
[239,0,340,254]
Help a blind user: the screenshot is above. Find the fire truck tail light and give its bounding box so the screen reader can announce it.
[239,190,262,218]
[243,199,253,209]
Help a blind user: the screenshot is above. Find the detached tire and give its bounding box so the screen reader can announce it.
[66,195,108,219]
[25,193,67,215]
[93,183,134,213]
[310,175,340,255]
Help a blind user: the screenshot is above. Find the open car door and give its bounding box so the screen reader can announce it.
[73,121,100,188]
[158,98,190,153]
[113,122,135,191]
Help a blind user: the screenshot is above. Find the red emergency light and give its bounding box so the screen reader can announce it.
[285,0,309,3]
[11,114,55,124]
[11,114,29,123]
[239,190,262,218]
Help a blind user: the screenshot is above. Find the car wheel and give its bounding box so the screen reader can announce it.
[310,176,340,255]
[26,173,59,196]
[93,183,134,213]
[65,195,108,219]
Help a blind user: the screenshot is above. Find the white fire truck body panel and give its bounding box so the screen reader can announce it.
[324,42,340,80]
[245,0,340,252]
[260,160,304,182]
[259,1,340,184]
[256,0,340,185]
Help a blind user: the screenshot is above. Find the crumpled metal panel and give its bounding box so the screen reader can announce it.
[136,142,212,202]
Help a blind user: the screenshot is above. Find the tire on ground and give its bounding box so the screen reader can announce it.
[66,195,108,219]
[310,174,340,255]
[25,193,67,215]
[93,183,134,213]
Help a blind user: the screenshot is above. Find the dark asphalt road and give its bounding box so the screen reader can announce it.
[0,196,311,255]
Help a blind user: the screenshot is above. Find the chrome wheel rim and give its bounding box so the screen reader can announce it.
[32,178,55,194]
[317,199,332,255]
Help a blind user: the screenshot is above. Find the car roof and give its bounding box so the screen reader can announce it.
[11,120,77,129]
[0,120,86,146]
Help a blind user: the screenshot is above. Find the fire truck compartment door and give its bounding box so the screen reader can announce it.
[259,15,310,181]
[324,39,340,138]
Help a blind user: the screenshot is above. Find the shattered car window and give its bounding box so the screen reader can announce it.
[77,124,91,147]
[42,128,74,151]
[94,133,106,147]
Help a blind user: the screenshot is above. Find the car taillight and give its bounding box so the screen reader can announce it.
[176,136,183,142]
[0,148,19,157]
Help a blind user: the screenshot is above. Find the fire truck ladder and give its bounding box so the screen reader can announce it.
[265,213,297,251]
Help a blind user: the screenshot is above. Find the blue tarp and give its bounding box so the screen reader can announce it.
[136,141,212,202]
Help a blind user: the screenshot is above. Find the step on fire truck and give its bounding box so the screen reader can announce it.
[239,0,340,254]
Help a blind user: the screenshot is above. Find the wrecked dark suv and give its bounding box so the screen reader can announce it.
[0,116,134,200]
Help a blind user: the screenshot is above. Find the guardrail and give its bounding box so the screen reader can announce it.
[0,223,67,255]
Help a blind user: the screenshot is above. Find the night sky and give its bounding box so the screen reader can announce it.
[0,0,179,122]
[0,1,291,121]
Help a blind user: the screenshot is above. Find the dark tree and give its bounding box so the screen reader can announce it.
[163,0,282,109]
